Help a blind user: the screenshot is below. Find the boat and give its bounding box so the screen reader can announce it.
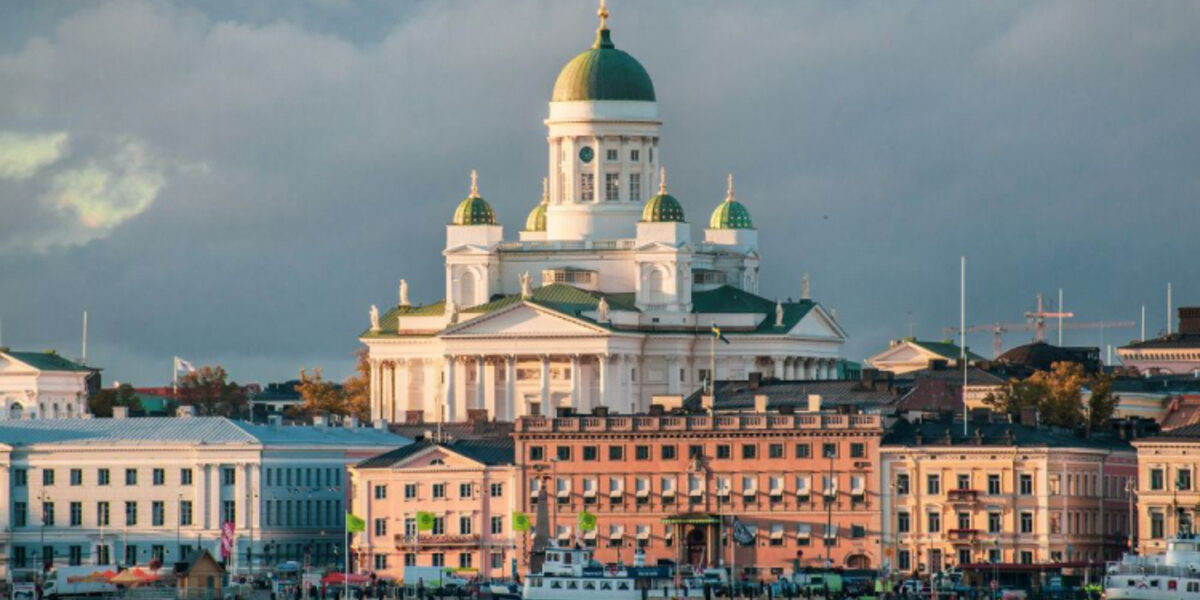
[1105,535,1200,599]
[521,546,708,600]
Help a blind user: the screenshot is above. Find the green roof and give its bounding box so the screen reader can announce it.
[5,351,93,372]
[361,301,447,338]
[468,283,639,319]
[524,201,547,231]
[452,194,496,226]
[552,28,655,102]
[910,340,985,362]
[692,286,817,333]
[641,193,685,222]
[709,197,754,229]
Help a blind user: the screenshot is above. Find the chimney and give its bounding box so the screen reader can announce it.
[777,404,795,415]
[176,405,196,418]
[1180,307,1200,334]
[268,414,283,428]
[313,415,328,427]
[112,406,129,419]
[749,372,762,389]
[807,394,822,413]
[555,406,574,418]
[700,395,714,412]
[592,406,610,417]
[753,394,769,413]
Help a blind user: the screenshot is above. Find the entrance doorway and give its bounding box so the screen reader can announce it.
[686,527,707,567]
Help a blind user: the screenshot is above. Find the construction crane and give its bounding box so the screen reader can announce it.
[944,293,1135,357]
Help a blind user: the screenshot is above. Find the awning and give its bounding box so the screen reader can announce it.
[584,530,597,540]
[662,513,721,525]
[770,526,784,540]
[584,489,597,498]
[323,573,372,585]
[637,529,651,540]
[796,524,812,538]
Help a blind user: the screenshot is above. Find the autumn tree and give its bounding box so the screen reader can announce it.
[290,350,371,423]
[343,348,370,422]
[177,365,248,418]
[89,383,143,417]
[984,361,1119,430]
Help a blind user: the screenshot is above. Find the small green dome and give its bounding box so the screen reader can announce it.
[642,193,684,223]
[451,170,497,226]
[551,26,656,102]
[525,178,549,231]
[709,174,754,229]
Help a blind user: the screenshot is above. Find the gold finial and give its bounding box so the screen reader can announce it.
[470,169,479,196]
[726,173,735,201]
[541,177,549,204]
[658,165,667,194]
[598,0,609,30]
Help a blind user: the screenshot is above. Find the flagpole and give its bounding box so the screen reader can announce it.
[172,357,178,397]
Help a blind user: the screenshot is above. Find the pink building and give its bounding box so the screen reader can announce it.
[350,439,518,580]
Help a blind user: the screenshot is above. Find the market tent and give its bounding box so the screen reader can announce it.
[111,568,159,585]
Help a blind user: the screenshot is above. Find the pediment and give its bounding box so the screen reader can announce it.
[392,446,487,470]
[443,244,498,256]
[633,241,691,252]
[0,355,38,374]
[443,302,609,338]
[787,306,847,341]
[866,343,935,368]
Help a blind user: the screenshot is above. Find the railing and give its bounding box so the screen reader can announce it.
[394,533,482,548]
[498,239,637,252]
[514,414,882,432]
[947,489,979,503]
[947,529,979,542]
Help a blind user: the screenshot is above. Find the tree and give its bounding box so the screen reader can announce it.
[289,349,371,423]
[983,361,1119,430]
[89,383,143,417]
[177,366,248,418]
[343,348,370,422]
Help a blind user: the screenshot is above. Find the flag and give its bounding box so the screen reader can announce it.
[711,324,731,344]
[731,517,754,546]
[416,511,436,532]
[174,357,197,373]
[512,512,531,532]
[345,513,366,533]
[577,511,596,532]
[220,521,235,559]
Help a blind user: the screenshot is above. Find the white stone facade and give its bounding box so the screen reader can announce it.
[0,351,93,420]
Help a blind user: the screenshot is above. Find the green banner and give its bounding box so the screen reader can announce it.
[417,511,436,532]
[578,511,596,532]
[512,512,531,532]
[345,513,366,533]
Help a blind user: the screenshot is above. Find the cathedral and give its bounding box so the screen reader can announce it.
[361,5,846,424]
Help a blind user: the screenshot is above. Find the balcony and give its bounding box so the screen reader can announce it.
[947,489,979,504]
[947,529,979,543]
[395,533,481,549]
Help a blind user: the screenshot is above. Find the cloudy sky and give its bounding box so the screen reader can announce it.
[1,1,1197,386]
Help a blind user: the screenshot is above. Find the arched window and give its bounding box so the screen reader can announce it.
[460,270,477,306]
[8,403,21,420]
[648,267,669,304]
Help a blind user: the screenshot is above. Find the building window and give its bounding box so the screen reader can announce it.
[662,445,677,460]
[1019,551,1033,565]
[897,512,910,534]
[822,443,838,458]
[375,485,388,499]
[69,545,82,567]
[795,443,811,459]
[1151,512,1165,539]
[957,474,971,490]
[43,469,55,486]
[927,512,941,533]
[374,519,387,536]
[459,483,473,498]
[582,446,598,461]
[580,173,594,202]
[125,469,137,486]
[898,550,911,572]
[768,444,784,459]
[1179,469,1193,491]
[222,501,235,524]
[13,547,26,569]
[222,468,236,486]
[1019,473,1033,495]
[152,501,165,526]
[716,445,731,460]
[927,474,941,495]
[70,502,82,526]
[374,555,388,570]
[850,443,866,458]
[181,468,192,486]
[433,484,446,499]
[431,553,445,567]
[404,553,416,567]
[459,552,472,569]
[180,501,193,526]
[629,173,641,201]
[405,483,418,499]
[98,469,110,486]
[987,474,1001,495]
[688,445,704,460]
[460,516,473,535]
[606,149,618,161]
[896,473,910,495]
[125,501,137,526]
[13,468,27,487]
[957,512,971,530]
[742,444,757,460]
[529,446,545,461]
[42,502,55,526]
[491,516,504,535]
[556,446,571,461]
[1150,468,1165,491]
[13,502,26,527]
[432,518,445,535]
[635,445,651,461]
[1020,511,1033,534]
[153,469,165,486]
[988,512,1001,533]
[125,545,137,567]
[70,469,82,486]
[97,502,109,527]
[605,173,619,201]
[608,446,624,461]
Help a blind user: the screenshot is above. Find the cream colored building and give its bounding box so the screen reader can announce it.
[1131,425,1200,555]
[867,340,982,376]
[880,420,1135,576]
[360,7,846,425]
[0,350,96,420]
[0,415,407,578]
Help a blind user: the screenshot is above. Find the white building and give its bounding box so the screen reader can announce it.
[0,350,96,420]
[0,414,408,577]
[361,6,846,424]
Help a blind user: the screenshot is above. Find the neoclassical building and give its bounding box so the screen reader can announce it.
[361,6,846,424]
[0,350,97,420]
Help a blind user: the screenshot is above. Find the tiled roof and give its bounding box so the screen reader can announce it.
[687,378,901,411]
[362,301,448,338]
[4,351,94,373]
[882,419,1133,450]
[894,379,962,413]
[1120,333,1200,350]
[356,438,515,469]
[896,366,1006,386]
[0,417,408,447]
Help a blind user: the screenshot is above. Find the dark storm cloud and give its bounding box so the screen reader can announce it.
[0,0,1196,384]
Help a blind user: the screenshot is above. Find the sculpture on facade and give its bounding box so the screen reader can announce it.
[399,279,410,307]
[775,300,784,327]
[520,272,533,299]
[802,273,811,300]
[369,304,380,332]
[596,297,610,322]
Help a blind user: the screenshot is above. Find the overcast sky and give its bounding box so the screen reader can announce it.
[1,1,1197,386]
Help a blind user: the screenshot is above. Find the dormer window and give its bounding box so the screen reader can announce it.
[542,268,597,289]
[693,270,725,285]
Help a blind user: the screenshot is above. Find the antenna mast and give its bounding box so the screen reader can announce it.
[81,310,88,365]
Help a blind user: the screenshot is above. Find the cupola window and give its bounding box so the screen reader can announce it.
[629,173,641,202]
[580,173,594,201]
[605,173,620,201]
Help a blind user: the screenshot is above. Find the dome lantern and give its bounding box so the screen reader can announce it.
[451,169,497,226]
[641,166,685,223]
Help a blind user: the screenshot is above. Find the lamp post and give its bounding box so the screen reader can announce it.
[824,443,834,571]
[890,482,899,585]
[1126,480,1138,553]
[39,489,50,577]
[177,493,183,562]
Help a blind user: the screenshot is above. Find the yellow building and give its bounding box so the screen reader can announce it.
[1131,424,1200,555]
[881,420,1135,577]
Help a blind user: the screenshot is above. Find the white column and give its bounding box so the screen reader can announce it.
[485,358,498,421]
[618,354,632,413]
[598,354,610,408]
[423,358,438,422]
[570,355,581,410]
[593,137,603,203]
[474,356,486,411]
[773,356,785,380]
[394,359,409,421]
[443,356,457,422]
[505,356,517,421]
[369,359,381,421]
[619,137,630,202]
[540,355,552,417]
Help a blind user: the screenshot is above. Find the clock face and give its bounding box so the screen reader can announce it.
[579,146,594,163]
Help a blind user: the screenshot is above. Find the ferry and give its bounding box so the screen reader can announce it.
[1105,535,1200,599]
[522,546,710,600]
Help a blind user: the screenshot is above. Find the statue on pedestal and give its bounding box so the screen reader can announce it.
[369,304,380,332]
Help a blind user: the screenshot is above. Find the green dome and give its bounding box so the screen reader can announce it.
[641,193,684,223]
[709,175,753,229]
[451,170,496,226]
[525,201,547,231]
[551,28,656,102]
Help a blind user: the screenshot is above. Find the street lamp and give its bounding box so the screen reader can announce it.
[177,493,183,562]
[1126,480,1138,553]
[39,489,51,577]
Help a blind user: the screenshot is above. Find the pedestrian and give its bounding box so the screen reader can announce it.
[417,580,425,600]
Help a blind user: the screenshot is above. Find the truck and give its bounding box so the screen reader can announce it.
[41,566,118,599]
[401,567,469,592]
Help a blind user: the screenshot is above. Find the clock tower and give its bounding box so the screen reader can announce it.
[543,1,661,241]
